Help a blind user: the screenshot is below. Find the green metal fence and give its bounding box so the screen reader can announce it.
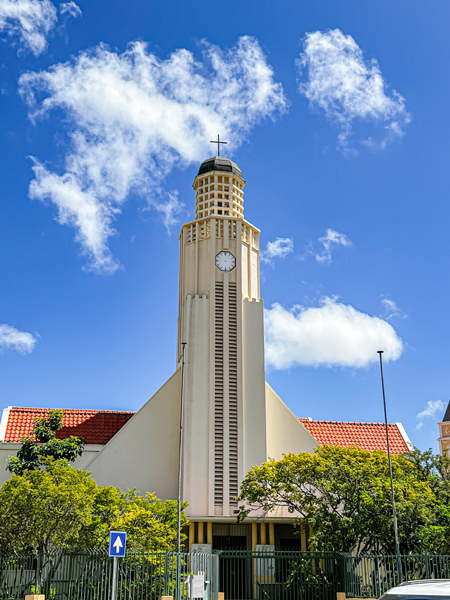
[342,553,450,598]
[2,551,450,600]
[0,552,218,600]
[217,550,342,600]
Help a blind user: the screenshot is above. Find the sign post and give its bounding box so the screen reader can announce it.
[109,531,127,600]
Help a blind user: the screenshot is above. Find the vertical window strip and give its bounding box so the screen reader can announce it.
[228,283,239,504]
[214,283,224,505]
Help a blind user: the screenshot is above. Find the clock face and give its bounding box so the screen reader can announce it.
[215,251,236,272]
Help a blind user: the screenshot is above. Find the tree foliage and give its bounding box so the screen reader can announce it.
[0,459,188,555]
[7,409,85,475]
[238,445,450,554]
[403,448,450,554]
[78,486,188,552]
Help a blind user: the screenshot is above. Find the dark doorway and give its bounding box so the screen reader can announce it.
[279,538,302,551]
[214,536,252,600]
[213,535,247,551]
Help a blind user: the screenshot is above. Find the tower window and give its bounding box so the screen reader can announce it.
[218,210,222,215]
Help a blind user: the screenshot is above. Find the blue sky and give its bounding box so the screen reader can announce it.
[0,0,449,452]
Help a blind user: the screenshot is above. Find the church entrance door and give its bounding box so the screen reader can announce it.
[213,536,252,600]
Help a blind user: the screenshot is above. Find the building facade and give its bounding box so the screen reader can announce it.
[83,156,318,549]
[438,401,450,458]
[0,156,413,550]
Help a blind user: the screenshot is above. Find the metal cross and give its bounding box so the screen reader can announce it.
[210,135,227,156]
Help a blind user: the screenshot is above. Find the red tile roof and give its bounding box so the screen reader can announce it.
[3,407,135,445]
[299,419,410,454]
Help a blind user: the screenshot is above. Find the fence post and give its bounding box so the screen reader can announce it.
[425,550,430,579]
[212,551,222,600]
[399,555,404,584]
[35,551,42,592]
[375,555,380,599]
[338,553,346,597]
[164,551,170,597]
[175,552,181,600]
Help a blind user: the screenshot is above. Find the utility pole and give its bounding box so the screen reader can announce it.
[378,350,403,583]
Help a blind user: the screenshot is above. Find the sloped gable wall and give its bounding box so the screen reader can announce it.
[86,369,181,499]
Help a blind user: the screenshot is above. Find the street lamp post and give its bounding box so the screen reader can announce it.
[177,342,187,553]
[377,350,403,583]
[176,342,187,600]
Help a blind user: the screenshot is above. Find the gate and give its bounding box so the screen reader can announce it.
[217,551,342,600]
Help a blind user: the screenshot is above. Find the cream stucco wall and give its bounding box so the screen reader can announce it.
[242,299,267,478]
[182,294,211,517]
[86,370,181,498]
[0,443,103,487]
[265,382,318,459]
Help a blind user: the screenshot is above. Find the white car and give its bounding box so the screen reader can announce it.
[379,580,450,599]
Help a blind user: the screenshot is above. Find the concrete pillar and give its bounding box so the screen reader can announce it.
[252,523,257,550]
[260,523,266,545]
[301,524,307,551]
[189,522,195,550]
[207,522,213,545]
[269,523,275,546]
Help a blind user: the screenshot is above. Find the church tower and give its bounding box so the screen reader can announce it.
[438,401,450,458]
[178,157,267,519]
[86,154,317,542]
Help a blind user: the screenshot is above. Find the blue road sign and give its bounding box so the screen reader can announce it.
[109,531,127,557]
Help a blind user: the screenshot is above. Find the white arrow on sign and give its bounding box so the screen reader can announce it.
[113,536,123,554]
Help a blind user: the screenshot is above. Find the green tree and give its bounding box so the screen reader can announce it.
[78,487,188,552]
[238,445,437,554]
[0,458,97,555]
[7,409,85,475]
[0,458,188,555]
[404,448,450,553]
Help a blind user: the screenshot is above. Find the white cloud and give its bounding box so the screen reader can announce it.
[264,297,403,369]
[417,399,446,422]
[0,0,57,55]
[261,237,294,264]
[314,228,352,263]
[296,29,411,152]
[0,0,80,55]
[59,1,81,18]
[381,296,405,320]
[0,324,37,354]
[19,37,287,273]
[153,190,184,232]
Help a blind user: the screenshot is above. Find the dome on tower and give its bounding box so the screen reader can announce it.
[197,156,244,182]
